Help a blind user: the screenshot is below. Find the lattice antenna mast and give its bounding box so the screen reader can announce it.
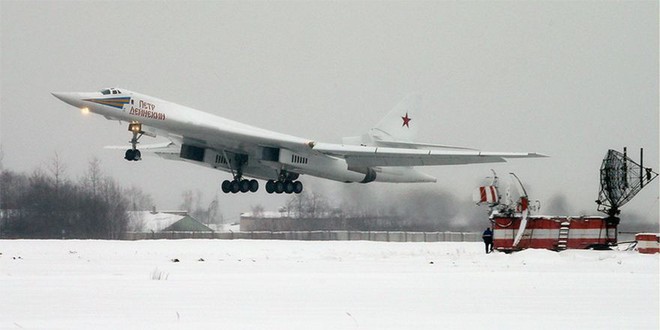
[596,147,658,217]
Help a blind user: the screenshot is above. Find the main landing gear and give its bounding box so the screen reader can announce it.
[221,179,259,194]
[124,122,142,161]
[220,154,260,194]
[221,178,303,194]
[265,180,303,194]
[265,171,303,194]
[220,167,304,195]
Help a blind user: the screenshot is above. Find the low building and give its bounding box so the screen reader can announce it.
[129,211,212,233]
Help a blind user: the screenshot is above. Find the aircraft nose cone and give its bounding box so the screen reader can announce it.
[51,92,83,107]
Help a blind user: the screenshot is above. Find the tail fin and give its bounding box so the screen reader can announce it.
[342,94,421,145]
[371,93,420,142]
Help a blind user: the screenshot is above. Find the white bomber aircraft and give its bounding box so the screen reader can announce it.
[52,88,546,194]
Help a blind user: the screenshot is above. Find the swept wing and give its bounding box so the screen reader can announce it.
[311,142,547,167]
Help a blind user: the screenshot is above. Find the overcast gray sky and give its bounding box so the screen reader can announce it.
[1,1,658,224]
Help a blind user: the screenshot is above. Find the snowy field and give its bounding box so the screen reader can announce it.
[1,239,658,329]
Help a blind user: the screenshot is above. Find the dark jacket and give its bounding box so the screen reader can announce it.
[482,229,493,242]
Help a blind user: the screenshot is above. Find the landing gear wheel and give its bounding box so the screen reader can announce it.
[265,180,275,194]
[264,175,303,194]
[284,180,294,194]
[221,180,231,193]
[293,181,303,194]
[249,179,259,192]
[275,181,284,194]
[239,179,250,193]
[230,180,240,194]
[124,149,141,161]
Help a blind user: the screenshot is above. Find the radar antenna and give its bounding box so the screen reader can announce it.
[596,147,658,217]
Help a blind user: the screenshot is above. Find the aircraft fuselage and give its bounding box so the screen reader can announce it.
[52,89,436,190]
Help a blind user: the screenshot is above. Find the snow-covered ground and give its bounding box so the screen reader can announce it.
[1,239,658,329]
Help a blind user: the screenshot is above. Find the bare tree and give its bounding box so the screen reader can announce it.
[124,186,155,211]
[47,152,67,197]
[287,191,330,219]
[207,195,222,224]
[178,189,221,224]
[78,158,129,239]
[0,169,29,236]
[126,211,146,232]
[0,144,4,171]
[251,204,265,218]
[179,190,194,212]
[99,177,129,239]
[83,157,102,196]
[2,156,134,239]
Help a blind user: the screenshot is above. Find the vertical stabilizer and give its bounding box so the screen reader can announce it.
[342,94,422,146]
[370,94,421,142]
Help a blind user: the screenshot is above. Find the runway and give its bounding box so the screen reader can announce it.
[1,239,658,329]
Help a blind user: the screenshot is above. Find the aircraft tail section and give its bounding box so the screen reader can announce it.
[371,93,420,142]
[343,94,421,146]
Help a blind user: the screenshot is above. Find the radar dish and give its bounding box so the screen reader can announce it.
[597,148,658,216]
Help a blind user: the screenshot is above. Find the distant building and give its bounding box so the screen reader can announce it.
[128,211,213,233]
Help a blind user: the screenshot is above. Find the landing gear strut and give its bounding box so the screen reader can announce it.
[124,122,142,161]
[220,153,260,194]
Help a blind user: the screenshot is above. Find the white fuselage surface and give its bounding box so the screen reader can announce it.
[52,88,546,194]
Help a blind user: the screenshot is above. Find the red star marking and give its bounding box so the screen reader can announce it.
[401,112,412,128]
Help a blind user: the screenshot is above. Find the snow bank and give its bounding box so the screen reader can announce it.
[1,240,658,329]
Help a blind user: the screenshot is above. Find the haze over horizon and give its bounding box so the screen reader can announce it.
[1,1,657,227]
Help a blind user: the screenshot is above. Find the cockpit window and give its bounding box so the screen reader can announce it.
[100,88,122,95]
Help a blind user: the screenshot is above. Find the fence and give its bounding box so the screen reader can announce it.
[122,231,482,242]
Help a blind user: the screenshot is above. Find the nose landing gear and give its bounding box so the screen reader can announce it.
[124,149,141,161]
[124,122,143,161]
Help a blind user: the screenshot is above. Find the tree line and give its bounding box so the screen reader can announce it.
[274,184,658,233]
[251,186,488,232]
[0,155,153,239]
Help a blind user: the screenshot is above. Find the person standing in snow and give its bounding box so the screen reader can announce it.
[482,228,494,253]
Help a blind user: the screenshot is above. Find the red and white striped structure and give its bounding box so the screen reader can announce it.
[473,185,499,204]
[491,214,618,251]
[635,233,660,254]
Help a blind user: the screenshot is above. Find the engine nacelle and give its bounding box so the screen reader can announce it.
[348,166,377,183]
[179,144,235,170]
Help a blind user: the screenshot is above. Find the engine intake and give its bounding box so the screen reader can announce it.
[180,144,205,161]
[348,166,377,183]
[361,168,377,183]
